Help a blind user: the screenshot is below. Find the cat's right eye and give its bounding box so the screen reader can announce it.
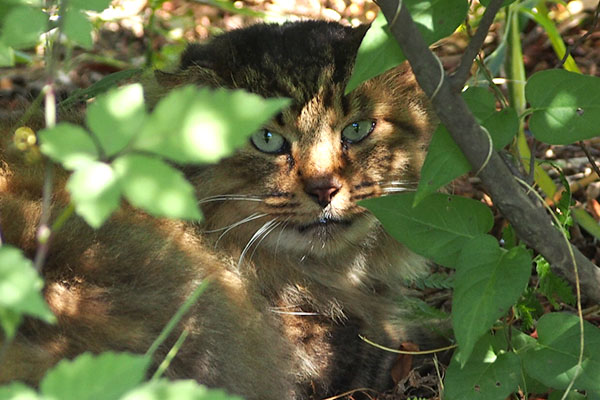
[250,129,287,154]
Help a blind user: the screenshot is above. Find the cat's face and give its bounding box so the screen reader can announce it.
[168,21,434,257]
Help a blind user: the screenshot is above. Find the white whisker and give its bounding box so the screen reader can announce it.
[238,219,279,269]
[248,220,282,263]
[198,194,264,205]
[212,213,269,248]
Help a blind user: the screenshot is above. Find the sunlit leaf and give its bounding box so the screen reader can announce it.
[67,161,121,228]
[445,332,520,400]
[0,246,55,338]
[359,192,493,267]
[453,235,531,364]
[121,380,244,400]
[86,84,146,157]
[62,8,93,49]
[0,40,15,67]
[346,0,469,93]
[526,69,600,144]
[70,0,113,12]
[0,6,47,49]
[113,154,202,221]
[523,312,600,394]
[134,86,289,164]
[39,123,99,170]
[0,382,41,400]
[40,352,148,400]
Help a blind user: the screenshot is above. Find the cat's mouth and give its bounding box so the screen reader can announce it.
[295,216,352,233]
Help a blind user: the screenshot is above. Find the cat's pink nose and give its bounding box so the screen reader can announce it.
[304,177,342,207]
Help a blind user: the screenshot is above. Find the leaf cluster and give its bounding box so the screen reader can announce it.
[353,0,600,399]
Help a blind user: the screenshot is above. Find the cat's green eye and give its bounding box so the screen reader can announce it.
[251,129,287,154]
[341,120,375,143]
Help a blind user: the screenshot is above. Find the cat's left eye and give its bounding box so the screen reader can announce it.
[341,120,375,143]
[250,129,287,154]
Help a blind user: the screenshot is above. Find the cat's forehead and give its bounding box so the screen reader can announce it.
[179,21,368,104]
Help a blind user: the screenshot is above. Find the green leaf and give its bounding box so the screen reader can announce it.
[359,192,493,267]
[86,83,146,157]
[0,40,15,67]
[66,161,121,228]
[526,69,600,144]
[345,13,405,95]
[40,352,149,400]
[113,154,202,220]
[414,87,518,204]
[70,0,113,12]
[39,123,99,170]
[121,380,244,400]
[444,332,520,400]
[523,312,600,394]
[346,0,469,93]
[0,6,47,49]
[462,87,518,149]
[0,246,56,338]
[0,382,41,400]
[479,0,516,6]
[414,125,470,204]
[62,8,93,49]
[453,235,531,364]
[134,86,289,163]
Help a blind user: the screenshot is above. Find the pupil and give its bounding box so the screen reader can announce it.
[264,131,272,142]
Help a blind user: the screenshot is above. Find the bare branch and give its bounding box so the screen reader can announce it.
[378,0,600,303]
[450,0,505,91]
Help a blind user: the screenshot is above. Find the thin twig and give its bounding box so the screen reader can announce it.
[450,0,506,91]
[556,1,600,69]
[579,141,600,178]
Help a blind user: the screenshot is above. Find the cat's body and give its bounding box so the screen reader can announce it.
[0,21,436,399]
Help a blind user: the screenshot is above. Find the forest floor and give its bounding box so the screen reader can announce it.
[1,1,600,399]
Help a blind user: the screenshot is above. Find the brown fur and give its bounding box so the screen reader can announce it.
[0,21,437,399]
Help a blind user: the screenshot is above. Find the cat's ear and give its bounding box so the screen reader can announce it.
[352,23,371,44]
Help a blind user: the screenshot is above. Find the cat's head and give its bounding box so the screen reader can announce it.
[159,20,435,258]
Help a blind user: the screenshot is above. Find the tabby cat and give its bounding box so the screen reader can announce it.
[0,20,436,399]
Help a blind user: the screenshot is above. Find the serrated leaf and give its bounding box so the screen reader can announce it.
[445,332,520,400]
[67,161,121,228]
[523,312,600,394]
[414,87,518,204]
[346,0,469,93]
[62,8,93,49]
[86,83,146,157]
[0,381,41,400]
[453,235,531,364]
[134,86,289,163]
[0,246,56,338]
[70,0,112,12]
[526,69,600,144]
[39,123,99,170]
[359,192,493,267]
[0,6,48,49]
[40,352,148,400]
[113,154,202,220]
[121,380,244,400]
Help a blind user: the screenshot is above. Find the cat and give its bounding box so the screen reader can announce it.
[0,20,437,399]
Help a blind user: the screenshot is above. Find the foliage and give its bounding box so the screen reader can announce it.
[1,1,599,400]
[354,1,600,399]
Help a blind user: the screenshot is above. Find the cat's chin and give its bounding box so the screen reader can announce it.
[263,212,378,257]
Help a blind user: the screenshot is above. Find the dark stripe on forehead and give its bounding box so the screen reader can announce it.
[384,117,421,136]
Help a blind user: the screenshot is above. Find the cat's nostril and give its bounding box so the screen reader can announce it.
[304,178,342,207]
